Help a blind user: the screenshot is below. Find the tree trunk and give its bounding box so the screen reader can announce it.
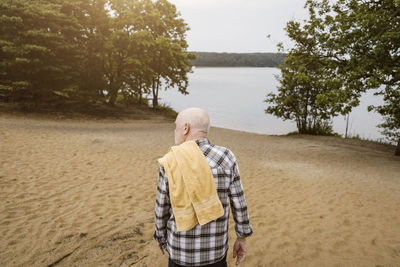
[304,89,310,132]
[295,118,300,132]
[138,77,143,105]
[108,87,118,106]
[152,76,160,107]
[138,77,143,104]
[396,139,400,156]
[152,80,157,107]
[139,86,143,104]
[153,98,158,107]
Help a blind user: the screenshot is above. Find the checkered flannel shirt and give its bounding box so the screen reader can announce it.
[154,138,253,266]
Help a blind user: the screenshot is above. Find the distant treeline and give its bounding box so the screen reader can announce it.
[190,52,287,67]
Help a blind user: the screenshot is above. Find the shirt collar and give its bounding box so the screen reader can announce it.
[195,138,211,146]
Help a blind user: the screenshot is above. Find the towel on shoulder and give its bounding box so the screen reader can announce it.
[158,140,224,232]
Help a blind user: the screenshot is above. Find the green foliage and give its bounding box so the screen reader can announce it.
[116,90,149,106]
[0,0,194,108]
[305,0,400,145]
[0,0,84,102]
[265,6,354,135]
[286,131,299,136]
[191,52,286,67]
[368,87,400,143]
[105,0,195,107]
[267,0,400,151]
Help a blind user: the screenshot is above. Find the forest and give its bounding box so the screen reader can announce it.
[0,0,194,108]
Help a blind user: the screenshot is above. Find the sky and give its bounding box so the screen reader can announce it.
[168,0,309,53]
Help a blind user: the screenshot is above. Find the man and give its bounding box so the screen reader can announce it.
[154,107,253,266]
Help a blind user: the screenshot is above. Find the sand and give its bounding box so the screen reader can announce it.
[1,114,400,267]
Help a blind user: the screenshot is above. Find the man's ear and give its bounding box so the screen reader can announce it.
[184,123,190,135]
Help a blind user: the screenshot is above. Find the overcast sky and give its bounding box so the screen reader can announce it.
[168,0,309,53]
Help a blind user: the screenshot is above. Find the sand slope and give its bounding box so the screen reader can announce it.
[1,114,399,267]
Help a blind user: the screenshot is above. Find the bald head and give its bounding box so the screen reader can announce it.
[176,107,210,133]
[174,107,210,144]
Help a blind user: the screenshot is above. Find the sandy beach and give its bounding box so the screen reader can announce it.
[1,113,400,267]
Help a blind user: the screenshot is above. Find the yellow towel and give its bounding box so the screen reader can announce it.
[158,140,224,232]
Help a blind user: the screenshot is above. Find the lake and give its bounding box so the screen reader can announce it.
[159,67,386,141]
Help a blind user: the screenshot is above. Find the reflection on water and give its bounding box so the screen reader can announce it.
[159,67,386,141]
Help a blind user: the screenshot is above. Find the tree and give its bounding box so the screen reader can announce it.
[143,0,195,107]
[74,0,110,103]
[369,87,400,155]
[305,0,400,154]
[266,51,339,135]
[265,2,359,135]
[267,0,400,155]
[0,0,84,104]
[97,0,194,106]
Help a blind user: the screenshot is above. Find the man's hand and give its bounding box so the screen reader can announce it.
[233,237,247,265]
[158,243,165,255]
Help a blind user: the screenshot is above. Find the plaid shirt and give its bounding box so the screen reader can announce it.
[154,138,253,266]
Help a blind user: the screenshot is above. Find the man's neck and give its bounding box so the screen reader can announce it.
[185,134,207,142]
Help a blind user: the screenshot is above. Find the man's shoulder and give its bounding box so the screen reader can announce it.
[200,142,237,169]
[208,143,236,158]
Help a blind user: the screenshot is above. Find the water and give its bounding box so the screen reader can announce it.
[159,67,386,141]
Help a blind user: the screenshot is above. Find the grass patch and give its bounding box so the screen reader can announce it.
[151,103,178,121]
[0,100,177,121]
[286,131,299,136]
[347,132,393,145]
[286,130,342,137]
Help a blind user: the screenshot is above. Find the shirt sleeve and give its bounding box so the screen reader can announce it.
[228,160,253,238]
[154,165,171,249]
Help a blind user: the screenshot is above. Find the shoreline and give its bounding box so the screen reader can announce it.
[1,108,396,151]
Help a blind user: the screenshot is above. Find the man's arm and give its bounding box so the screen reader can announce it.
[229,160,252,265]
[154,165,171,250]
[228,161,253,238]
